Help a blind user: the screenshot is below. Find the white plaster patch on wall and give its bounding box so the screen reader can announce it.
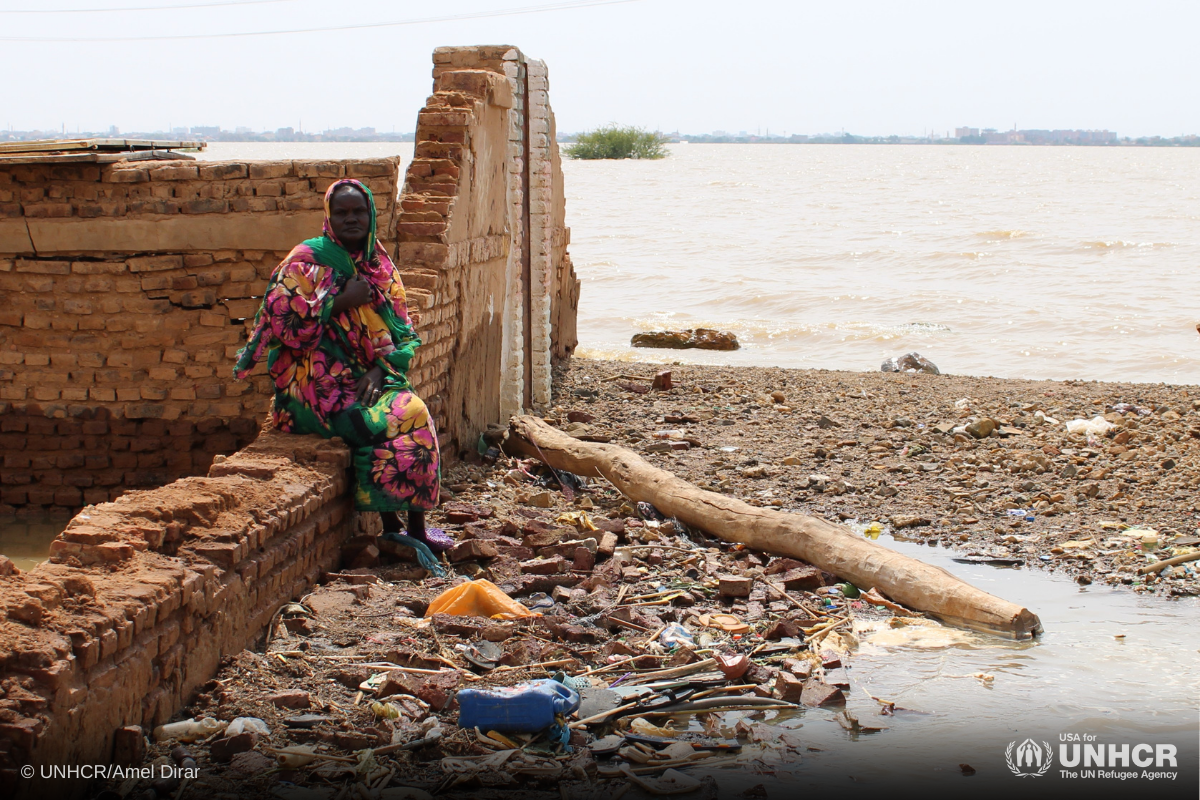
[526,58,554,412]
[498,52,527,419]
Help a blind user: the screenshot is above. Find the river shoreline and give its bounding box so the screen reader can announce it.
[558,357,1199,596]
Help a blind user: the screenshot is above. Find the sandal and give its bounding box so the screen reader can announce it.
[412,527,455,553]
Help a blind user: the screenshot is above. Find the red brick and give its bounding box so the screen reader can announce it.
[268,690,311,709]
[520,555,567,575]
[446,539,496,562]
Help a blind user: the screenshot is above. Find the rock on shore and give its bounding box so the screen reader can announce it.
[631,328,740,351]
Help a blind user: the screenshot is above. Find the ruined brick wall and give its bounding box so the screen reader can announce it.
[0,158,399,512]
[412,45,579,423]
[0,430,354,796]
[0,45,579,514]
[0,45,578,793]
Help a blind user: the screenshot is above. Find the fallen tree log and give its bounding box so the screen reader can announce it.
[507,416,1042,639]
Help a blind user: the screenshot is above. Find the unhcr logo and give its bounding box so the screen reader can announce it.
[1006,738,1053,777]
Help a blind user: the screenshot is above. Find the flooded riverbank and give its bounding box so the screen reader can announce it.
[700,532,1200,796]
[0,513,66,572]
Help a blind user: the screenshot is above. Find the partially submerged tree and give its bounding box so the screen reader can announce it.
[564,125,669,160]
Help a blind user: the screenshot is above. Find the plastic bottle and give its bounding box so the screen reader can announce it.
[153,717,226,743]
[456,679,580,734]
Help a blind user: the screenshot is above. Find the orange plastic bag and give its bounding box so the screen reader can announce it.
[424,579,538,620]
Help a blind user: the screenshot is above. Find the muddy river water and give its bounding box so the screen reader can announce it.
[695,533,1199,797]
[0,514,67,572]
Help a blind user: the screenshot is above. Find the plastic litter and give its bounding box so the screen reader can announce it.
[714,651,751,680]
[456,679,580,734]
[1109,403,1151,416]
[555,511,597,531]
[418,528,456,553]
[273,745,320,768]
[637,501,665,521]
[425,579,537,620]
[658,623,695,649]
[153,717,226,743]
[524,592,556,611]
[695,613,749,634]
[630,717,679,737]
[1065,416,1115,437]
[371,701,402,720]
[225,717,270,737]
[1127,528,1160,548]
[851,520,884,540]
[459,640,503,671]
[551,671,590,692]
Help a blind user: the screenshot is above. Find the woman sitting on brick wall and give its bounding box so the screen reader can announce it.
[233,179,452,574]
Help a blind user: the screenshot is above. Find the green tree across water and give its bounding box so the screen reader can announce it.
[564,125,669,160]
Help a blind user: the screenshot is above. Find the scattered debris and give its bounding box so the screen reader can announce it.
[880,352,940,375]
[96,359,1200,797]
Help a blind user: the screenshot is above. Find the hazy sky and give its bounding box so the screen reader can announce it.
[3,0,1197,137]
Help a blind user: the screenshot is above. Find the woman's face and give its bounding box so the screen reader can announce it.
[329,186,371,250]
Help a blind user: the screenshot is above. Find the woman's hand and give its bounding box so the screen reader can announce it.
[356,366,385,407]
[331,275,372,316]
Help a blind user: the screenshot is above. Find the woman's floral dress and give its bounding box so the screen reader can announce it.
[233,180,440,512]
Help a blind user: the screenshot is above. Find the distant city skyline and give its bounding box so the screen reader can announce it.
[1,1,1197,139]
[4,123,1197,148]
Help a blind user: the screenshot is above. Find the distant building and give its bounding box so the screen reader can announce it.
[956,125,1117,145]
[190,126,221,136]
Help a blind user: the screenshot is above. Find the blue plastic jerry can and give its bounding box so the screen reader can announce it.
[456,679,581,734]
